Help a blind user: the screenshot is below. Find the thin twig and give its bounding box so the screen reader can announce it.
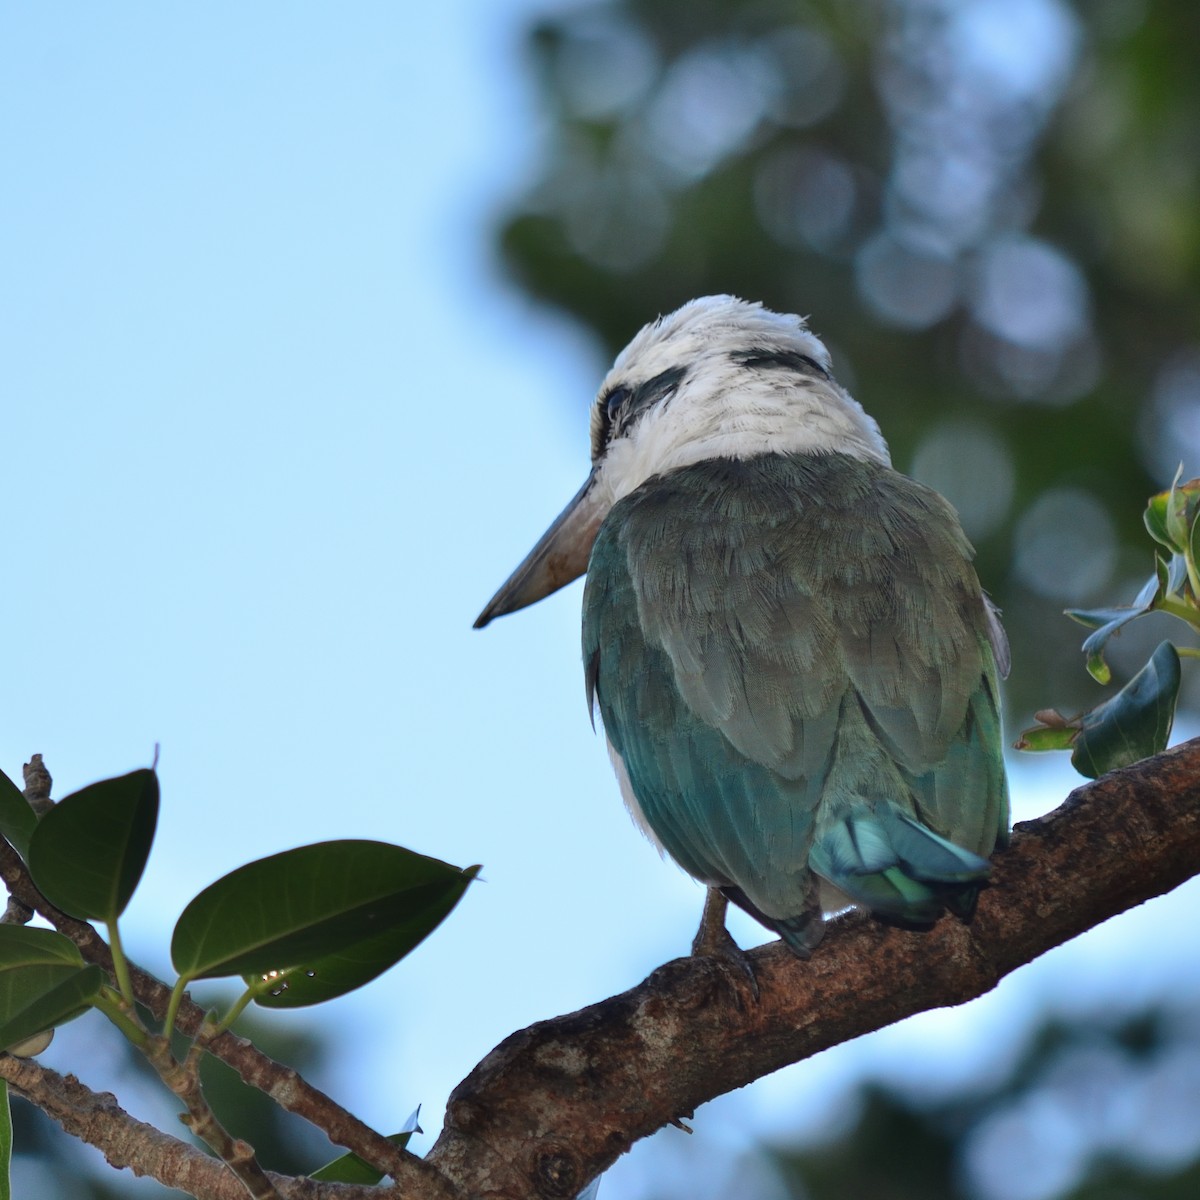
[0,1055,384,1199]
[145,1031,280,1200]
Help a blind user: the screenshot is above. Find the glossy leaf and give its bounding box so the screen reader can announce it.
[0,924,83,971]
[27,769,159,922]
[1071,642,1181,779]
[0,964,104,1054]
[1144,489,1173,550]
[309,1107,422,1183]
[250,866,479,1008]
[1190,509,1200,585]
[1013,722,1078,753]
[1157,549,1190,598]
[1067,574,1161,684]
[0,927,98,1054]
[172,840,479,983]
[0,768,35,861]
[0,1079,10,1200]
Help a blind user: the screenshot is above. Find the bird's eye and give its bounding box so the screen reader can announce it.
[604,385,631,421]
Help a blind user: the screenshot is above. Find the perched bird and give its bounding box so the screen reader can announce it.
[475,296,1009,958]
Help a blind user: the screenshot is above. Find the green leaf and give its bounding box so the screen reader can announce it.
[309,1107,422,1183]
[0,927,99,1053]
[1157,550,1189,599]
[1164,475,1193,553]
[27,769,159,922]
[1190,509,1200,586]
[0,924,83,970]
[1071,641,1181,779]
[0,768,36,861]
[1013,723,1079,753]
[1066,574,1161,684]
[249,866,479,1008]
[1144,488,1174,550]
[171,840,479,985]
[0,1079,10,1200]
[0,964,104,1054]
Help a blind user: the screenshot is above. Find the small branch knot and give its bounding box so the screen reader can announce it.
[532,1143,581,1198]
[22,753,53,816]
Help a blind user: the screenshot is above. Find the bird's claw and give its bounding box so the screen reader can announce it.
[691,889,760,1004]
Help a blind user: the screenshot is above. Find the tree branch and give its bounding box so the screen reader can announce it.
[425,738,1200,1200]
[0,1055,384,1200]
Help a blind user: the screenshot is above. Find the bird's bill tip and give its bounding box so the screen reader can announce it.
[473,472,605,628]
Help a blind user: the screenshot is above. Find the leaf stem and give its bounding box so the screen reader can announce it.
[105,920,136,1009]
[162,976,189,1041]
[214,986,256,1035]
[0,1080,11,1200]
[94,987,149,1047]
[1156,594,1200,630]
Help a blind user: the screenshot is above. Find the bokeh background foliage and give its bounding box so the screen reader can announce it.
[498,0,1200,723]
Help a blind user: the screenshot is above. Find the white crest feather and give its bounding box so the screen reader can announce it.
[591,296,891,508]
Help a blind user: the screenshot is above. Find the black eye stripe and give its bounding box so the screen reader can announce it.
[596,365,688,450]
[622,366,687,421]
[732,347,829,379]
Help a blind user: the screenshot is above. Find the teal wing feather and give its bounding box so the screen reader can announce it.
[583,453,1008,940]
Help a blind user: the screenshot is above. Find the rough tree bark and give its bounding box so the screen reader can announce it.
[4,739,1199,1200]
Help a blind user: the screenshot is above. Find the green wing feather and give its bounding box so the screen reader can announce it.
[583,453,1008,940]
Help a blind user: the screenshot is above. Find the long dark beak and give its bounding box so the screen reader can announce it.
[474,470,607,629]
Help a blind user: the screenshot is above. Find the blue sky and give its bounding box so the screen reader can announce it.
[2,5,1197,1198]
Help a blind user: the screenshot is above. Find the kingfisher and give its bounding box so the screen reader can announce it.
[475,296,1009,959]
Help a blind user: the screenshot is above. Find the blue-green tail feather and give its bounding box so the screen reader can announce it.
[810,807,992,927]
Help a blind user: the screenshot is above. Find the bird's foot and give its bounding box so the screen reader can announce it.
[691,888,759,1004]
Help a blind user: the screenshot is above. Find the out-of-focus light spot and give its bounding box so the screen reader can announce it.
[855,232,958,329]
[960,324,1102,406]
[1127,1047,1200,1167]
[761,26,846,128]
[970,234,1090,351]
[888,149,993,251]
[643,45,778,180]
[1013,488,1116,601]
[753,147,857,253]
[947,0,1080,102]
[909,422,1015,540]
[551,17,659,120]
[877,0,1078,258]
[962,1037,1200,1200]
[1140,348,1200,483]
[964,1095,1086,1200]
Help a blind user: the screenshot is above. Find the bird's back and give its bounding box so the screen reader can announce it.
[583,451,1008,951]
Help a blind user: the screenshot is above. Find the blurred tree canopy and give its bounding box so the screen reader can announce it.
[497,0,1200,721]
[753,1002,1200,1200]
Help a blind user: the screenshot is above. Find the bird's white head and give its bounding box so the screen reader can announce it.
[589,295,889,510]
[475,295,890,627]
